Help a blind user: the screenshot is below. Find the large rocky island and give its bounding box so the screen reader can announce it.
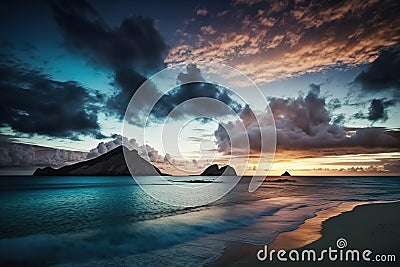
[33,146,237,177]
[34,146,163,176]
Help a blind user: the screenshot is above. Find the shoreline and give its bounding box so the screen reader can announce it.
[208,201,400,266]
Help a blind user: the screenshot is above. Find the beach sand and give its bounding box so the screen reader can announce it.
[208,202,400,266]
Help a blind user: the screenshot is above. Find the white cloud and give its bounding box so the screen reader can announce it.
[86,135,161,162]
[0,144,87,167]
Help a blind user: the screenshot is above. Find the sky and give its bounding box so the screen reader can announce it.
[0,0,399,175]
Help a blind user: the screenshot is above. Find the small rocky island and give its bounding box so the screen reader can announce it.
[200,164,237,176]
[264,171,295,183]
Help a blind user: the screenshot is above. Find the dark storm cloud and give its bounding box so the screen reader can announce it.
[269,83,330,135]
[106,69,147,118]
[215,84,400,155]
[149,64,242,122]
[367,99,396,122]
[352,98,397,123]
[354,45,400,93]
[150,83,242,121]
[48,0,168,118]
[0,60,103,139]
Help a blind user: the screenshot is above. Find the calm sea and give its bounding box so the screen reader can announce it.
[0,176,399,266]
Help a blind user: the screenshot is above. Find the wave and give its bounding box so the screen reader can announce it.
[0,197,343,266]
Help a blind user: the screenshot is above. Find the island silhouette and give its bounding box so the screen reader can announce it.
[34,146,236,177]
[200,164,237,176]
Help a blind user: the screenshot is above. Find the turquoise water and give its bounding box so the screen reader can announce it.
[0,176,399,266]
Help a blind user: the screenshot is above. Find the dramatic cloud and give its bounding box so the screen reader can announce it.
[0,59,103,139]
[0,143,86,167]
[34,149,86,167]
[149,64,242,122]
[0,135,164,167]
[367,99,396,122]
[352,98,397,123]
[239,104,257,128]
[48,0,168,118]
[354,45,400,93]
[106,69,147,118]
[87,135,163,163]
[270,84,330,135]
[1,144,34,166]
[215,85,400,156]
[214,104,271,154]
[167,0,400,83]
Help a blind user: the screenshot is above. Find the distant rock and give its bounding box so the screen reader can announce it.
[265,178,296,183]
[281,171,291,176]
[33,146,164,176]
[200,164,237,176]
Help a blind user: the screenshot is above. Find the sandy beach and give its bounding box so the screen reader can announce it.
[209,201,400,266]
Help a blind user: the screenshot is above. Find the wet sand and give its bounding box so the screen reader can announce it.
[208,201,400,266]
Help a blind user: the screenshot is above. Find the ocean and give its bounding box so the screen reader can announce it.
[0,176,399,266]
